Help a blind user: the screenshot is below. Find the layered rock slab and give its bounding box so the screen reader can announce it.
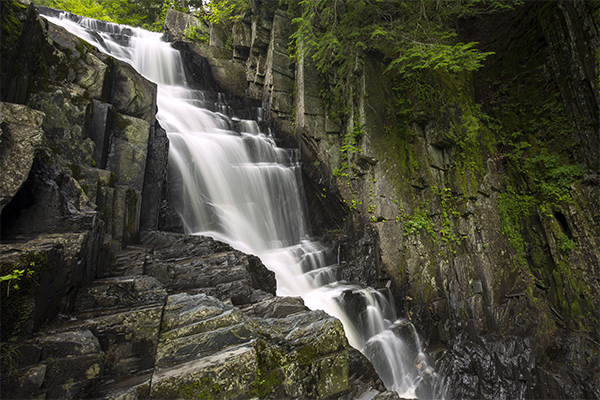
[1,231,387,399]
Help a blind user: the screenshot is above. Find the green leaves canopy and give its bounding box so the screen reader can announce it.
[33,0,205,31]
[291,0,508,82]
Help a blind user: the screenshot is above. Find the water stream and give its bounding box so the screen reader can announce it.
[41,10,443,399]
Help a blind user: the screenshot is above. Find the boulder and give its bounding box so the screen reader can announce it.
[45,21,111,101]
[0,102,44,212]
[164,8,209,43]
[108,59,157,125]
[27,83,95,166]
[150,344,258,399]
[1,148,96,235]
[78,305,164,376]
[139,122,169,231]
[156,313,254,365]
[140,231,276,302]
[106,113,151,193]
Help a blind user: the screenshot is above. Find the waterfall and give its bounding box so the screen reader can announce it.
[42,10,443,399]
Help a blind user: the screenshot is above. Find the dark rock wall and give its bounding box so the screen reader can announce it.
[0,1,164,342]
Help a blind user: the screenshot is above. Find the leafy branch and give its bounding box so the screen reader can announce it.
[0,266,36,297]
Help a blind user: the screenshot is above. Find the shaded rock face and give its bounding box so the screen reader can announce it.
[303,3,599,400]
[0,102,44,212]
[1,1,164,248]
[0,0,162,350]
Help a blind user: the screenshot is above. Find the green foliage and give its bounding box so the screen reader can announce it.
[0,266,35,296]
[333,116,364,180]
[1,253,47,342]
[404,210,433,236]
[35,0,114,21]
[32,0,182,31]
[525,151,586,203]
[0,343,22,376]
[290,0,506,95]
[387,41,493,76]
[497,187,536,262]
[556,232,577,254]
[184,25,209,43]
[207,0,249,23]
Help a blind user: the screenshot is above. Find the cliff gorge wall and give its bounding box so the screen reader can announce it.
[163,1,599,398]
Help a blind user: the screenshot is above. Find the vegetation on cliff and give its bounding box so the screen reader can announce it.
[32,0,204,30]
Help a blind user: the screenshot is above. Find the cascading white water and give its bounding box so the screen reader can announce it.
[42,11,443,399]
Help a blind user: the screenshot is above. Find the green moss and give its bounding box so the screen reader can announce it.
[297,345,319,367]
[248,341,284,397]
[1,1,27,53]
[151,375,221,399]
[67,163,85,180]
[127,190,137,236]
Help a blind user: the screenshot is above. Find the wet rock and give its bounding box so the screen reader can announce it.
[139,122,168,231]
[45,21,110,101]
[108,59,157,125]
[73,275,167,312]
[109,245,149,277]
[249,295,308,318]
[0,102,44,212]
[89,100,114,169]
[150,344,258,399]
[156,321,255,366]
[140,231,276,303]
[347,348,387,391]
[96,372,152,400]
[156,293,254,366]
[80,304,164,376]
[27,83,95,166]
